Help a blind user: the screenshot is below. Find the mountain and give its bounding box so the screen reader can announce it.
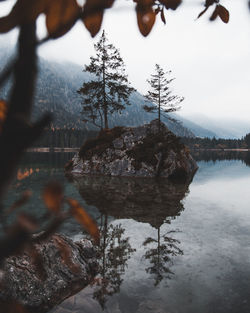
[182,114,250,139]
[0,49,195,137]
[33,60,197,137]
[0,43,224,138]
[170,114,217,138]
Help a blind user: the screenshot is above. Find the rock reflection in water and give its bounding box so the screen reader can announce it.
[59,175,193,312]
[69,175,192,229]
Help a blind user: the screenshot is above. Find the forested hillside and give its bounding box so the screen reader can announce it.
[0,43,208,138]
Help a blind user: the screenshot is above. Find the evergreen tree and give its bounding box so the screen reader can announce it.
[143,64,184,131]
[78,30,135,129]
[244,133,250,148]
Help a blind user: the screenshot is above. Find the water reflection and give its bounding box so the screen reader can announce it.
[92,215,135,308]
[5,152,250,313]
[68,176,192,229]
[65,175,193,310]
[192,150,250,167]
[143,228,183,286]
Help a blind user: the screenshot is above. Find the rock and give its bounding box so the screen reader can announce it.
[68,120,198,179]
[0,234,97,313]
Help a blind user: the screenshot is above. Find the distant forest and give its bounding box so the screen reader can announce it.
[32,128,250,149]
[182,136,250,150]
[33,129,97,148]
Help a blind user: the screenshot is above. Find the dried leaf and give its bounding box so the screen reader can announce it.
[159,0,182,10]
[0,99,7,133]
[17,168,34,181]
[197,6,208,19]
[45,0,81,38]
[209,5,219,21]
[217,4,229,23]
[82,0,106,37]
[103,0,115,9]
[42,181,63,213]
[83,10,104,38]
[0,0,81,38]
[7,190,32,214]
[155,7,161,15]
[136,4,156,37]
[160,9,166,24]
[67,198,100,244]
[0,100,7,122]
[205,0,216,7]
[0,0,46,33]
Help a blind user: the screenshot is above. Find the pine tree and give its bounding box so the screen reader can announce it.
[78,30,135,129]
[143,64,184,131]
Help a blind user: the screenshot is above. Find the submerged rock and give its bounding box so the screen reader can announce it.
[0,234,97,313]
[67,120,198,179]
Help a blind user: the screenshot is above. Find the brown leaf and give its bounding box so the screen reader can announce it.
[42,181,63,214]
[217,5,229,23]
[160,9,166,24]
[7,190,32,215]
[0,0,81,38]
[17,168,34,181]
[0,99,7,132]
[83,10,104,38]
[67,198,100,244]
[103,0,116,9]
[159,0,182,10]
[82,0,106,37]
[209,5,219,21]
[136,4,156,37]
[0,100,7,122]
[197,6,209,19]
[45,0,81,38]
[205,0,216,7]
[0,0,46,33]
[155,7,161,15]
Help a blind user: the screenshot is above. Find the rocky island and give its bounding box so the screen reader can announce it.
[66,120,198,179]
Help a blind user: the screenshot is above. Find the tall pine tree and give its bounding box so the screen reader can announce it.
[78,30,135,129]
[143,64,184,131]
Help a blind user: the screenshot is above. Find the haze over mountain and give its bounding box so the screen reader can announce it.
[1,42,248,139]
[182,114,250,139]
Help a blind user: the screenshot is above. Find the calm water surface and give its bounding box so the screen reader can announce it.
[4,153,250,313]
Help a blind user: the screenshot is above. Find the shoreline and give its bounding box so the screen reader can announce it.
[26,148,250,153]
[190,148,250,152]
[26,147,79,152]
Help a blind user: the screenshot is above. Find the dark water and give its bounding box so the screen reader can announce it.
[4,152,250,313]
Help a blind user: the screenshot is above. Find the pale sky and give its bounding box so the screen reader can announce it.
[1,0,250,121]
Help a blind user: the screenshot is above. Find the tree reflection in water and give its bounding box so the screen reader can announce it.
[143,227,183,286]
[68,174,194,308]
[91,214,135,309]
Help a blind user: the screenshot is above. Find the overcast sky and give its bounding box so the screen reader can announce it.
[1,0,250,122]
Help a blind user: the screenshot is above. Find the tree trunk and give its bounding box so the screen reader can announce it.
[158,78,161,132]
[102,50,108,129]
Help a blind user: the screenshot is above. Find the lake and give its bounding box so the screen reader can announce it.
[4,152,250,313]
